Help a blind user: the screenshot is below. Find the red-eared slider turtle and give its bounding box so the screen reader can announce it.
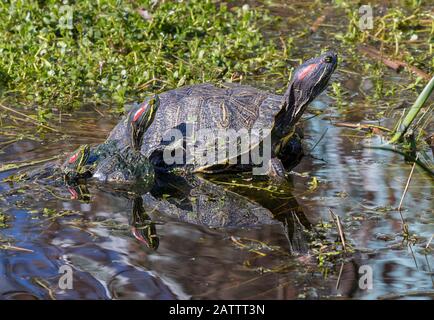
[30,51,336,184]
[60,94,160,184]
[104,51,337,180]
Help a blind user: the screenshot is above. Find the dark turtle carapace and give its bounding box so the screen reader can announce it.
[62,51,337,183]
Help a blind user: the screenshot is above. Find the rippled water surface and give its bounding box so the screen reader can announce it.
[0,1,433,300]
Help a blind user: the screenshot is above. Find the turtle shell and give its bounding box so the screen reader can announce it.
[107,83,294,173]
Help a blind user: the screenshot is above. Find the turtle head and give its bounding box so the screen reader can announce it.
[129,94,160,150]
[292,51,337,101]
[62,144,99,182]
[272,51,337,139]
[61,144,91,181]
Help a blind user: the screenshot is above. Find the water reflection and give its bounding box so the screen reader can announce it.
[67,171,313,255]
[2,129,356,300]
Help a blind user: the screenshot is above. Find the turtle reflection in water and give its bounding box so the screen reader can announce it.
[68,172,311,254]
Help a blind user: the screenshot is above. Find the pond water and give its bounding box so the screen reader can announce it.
[0,1,433,300]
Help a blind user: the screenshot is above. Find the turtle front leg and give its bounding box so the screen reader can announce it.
[267,157,287,182]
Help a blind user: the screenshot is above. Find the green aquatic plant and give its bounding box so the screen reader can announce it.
[389,75,434,144]
[309,219,354,277]
[329,82,348,108]
[336,2,433,86]
[0,0,285,110]
[0,211,8,228]
[0,155,60,174]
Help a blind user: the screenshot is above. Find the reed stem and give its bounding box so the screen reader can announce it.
[389,75,434,144]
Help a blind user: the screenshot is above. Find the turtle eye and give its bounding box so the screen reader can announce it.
[324,55,333,63]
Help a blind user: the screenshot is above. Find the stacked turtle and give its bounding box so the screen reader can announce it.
[62,95,159,184]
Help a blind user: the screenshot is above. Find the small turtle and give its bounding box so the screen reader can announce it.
[61,95,159,184]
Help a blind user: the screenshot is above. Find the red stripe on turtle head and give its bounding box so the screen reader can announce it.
[68,187,79,200]
[68,151,80,164]
[131,227,148,244]
[297,63,319,81]
[133,105,147,122]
